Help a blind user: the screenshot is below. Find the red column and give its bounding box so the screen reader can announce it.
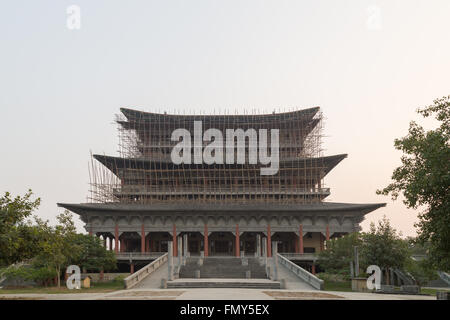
[172,224,177,257]
[235,224,240,257]
[267,225,272,257]
[326,225,330,241]
[130,263,134,274]
[141,223,146,253]
[299,224,304,254]
[114,224,119,254]
[312,264,316,275]
[204,224,209,257]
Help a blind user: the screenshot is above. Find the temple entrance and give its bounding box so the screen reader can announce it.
[148,232,171,252]
[186,232,202,255]
[272,232,297,253]
[241,232,264,256]
[119,232,141,252]
[209,232,234,256]
[213,240,230,254]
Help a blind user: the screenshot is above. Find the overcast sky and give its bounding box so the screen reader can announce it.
[1,1,449,236]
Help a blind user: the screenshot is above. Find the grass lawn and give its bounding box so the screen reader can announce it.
[420,287,450,296]
[0,281,124,294]
[323,280,353,292]
[322,281,448,296]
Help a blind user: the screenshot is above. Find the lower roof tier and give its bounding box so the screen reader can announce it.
[58,201,385,216]
[93,154,347,178]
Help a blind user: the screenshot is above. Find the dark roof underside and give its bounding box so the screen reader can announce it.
[58,202,386,215]
[92,154,347,177]
[120,107,320,122]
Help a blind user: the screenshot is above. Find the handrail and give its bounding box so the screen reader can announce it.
[277,253,324,290]
[438,271,450,286]
[123,253,168,289]
[393,268,416,285]
[116,252,166,259]
[278,253,318,261]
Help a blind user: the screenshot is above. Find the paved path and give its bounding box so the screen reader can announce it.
[0,289,436,300]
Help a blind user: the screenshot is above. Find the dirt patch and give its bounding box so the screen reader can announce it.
[0,296,44,300]
[108,290,184,297]
[263,291,345,299]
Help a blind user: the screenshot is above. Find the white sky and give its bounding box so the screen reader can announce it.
[1,1,449,237]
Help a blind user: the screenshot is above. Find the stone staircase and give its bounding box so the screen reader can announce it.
[179,256,267,279]
[167,278,281,289]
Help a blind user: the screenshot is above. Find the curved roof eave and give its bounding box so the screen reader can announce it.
[58,201,386,215]
[120,106,321,121]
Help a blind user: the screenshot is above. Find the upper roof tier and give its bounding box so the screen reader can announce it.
[120,106,321,123]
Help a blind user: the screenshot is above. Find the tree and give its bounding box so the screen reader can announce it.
[33,211,80,287]
[318,233,362,276]
[403,238,437,286]
[0,190,41,266]
[377,95,450,271]
[360,217,410,284]
[69,234,116,273]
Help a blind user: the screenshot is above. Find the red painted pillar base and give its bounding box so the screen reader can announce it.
[173,225,177,257]
[267,225,272,257]
[130,263,134,274]
[312,264,316,275]
[141,224,146,254]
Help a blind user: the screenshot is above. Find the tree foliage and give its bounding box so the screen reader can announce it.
[1,190,117,287]
[319,217,410,284]
[0,190,41,265]
[69,234,116,272]
[377,95,450,271]
[360,216,410,272]
[318,233,362,276]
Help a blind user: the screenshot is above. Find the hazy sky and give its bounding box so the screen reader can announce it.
[1,1,449,236]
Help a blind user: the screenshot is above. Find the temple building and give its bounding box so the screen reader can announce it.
[58,107,385,273]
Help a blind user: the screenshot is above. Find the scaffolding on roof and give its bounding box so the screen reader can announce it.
[88,107,331,205]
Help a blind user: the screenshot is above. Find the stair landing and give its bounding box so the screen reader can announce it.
[167,278,281,289]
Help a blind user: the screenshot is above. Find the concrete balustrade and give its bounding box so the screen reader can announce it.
[277,253,324,290]
[123,253,168,289]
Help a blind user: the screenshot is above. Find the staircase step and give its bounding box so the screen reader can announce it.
[167,279,281,289]
[179,257,268,280]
